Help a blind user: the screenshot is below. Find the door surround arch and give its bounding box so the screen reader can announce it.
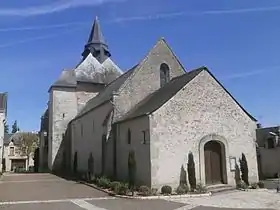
[198,134,229,185]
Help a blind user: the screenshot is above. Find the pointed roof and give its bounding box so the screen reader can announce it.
[87,16,107,46]
[82,17,111,63]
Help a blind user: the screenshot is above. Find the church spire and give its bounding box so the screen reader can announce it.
[82,16,111,63]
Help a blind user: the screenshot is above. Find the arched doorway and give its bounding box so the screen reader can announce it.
[204,141,226,185]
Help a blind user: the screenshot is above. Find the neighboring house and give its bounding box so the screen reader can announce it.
[256,126,280,179]
[0,92,7,173]
[2,132,35,172]
[40,17,259,189]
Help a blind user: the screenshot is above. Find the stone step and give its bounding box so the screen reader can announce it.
[206,184,237,194]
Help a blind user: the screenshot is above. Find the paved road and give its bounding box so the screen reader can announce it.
[0,173,276,210]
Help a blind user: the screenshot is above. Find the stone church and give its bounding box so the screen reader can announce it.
[39,17,259,188]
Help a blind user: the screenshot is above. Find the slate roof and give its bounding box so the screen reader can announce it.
[51,70,77,88]
[118,66,257,123]
[0,92,7,113]
[118,67,204,122]
[3,133,13,146]
[75,64,138,119]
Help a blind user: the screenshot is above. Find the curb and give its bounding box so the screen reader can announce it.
[80,181,212,200]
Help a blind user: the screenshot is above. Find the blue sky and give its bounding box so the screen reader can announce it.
[0,0,279,131]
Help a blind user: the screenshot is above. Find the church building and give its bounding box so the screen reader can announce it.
[39,17,259,189]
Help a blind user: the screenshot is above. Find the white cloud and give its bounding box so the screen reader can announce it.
[0,0,123,16]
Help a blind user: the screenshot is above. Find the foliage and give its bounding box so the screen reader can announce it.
[4,121,9,134]
[187,152,196,190]
[17,132,38,168]
[180,165,187,185]
[195,183,207,193]
[128,151,136,192]
[96,176,111,189]
[109,181,121,191]
[176,184,189,194]
[234,163,241,186]
[161,185,172,195]
[250,182,259,189]
[257,181,265,189]
[11,120,20,134]
[239,153,249,185]
[151,188,158,195]
[138,185,151,196]
[236,180,248,189]
[115,182,129,195]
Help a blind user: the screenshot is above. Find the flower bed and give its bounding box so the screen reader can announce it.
[83,176,209,198]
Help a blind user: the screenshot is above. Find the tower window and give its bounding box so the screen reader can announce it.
[127,129,131,144]
[160,63,170,87]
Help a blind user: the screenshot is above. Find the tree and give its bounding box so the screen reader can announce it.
[187,152,196,191]
[18,132,39,168]
[128,150,136,195]
[239,153,249,185]
[11,120,20,133]
[4,121,9,134]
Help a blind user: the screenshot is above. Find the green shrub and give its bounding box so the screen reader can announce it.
[176,184,189,195]
[151,188,158,195]
[236,180,248,189]
[138,185,151,196]
[96,177,111,189]
[196,183,207,193]
[234,163,241,187]
[110,181,121,191]
[187,152,196,191]
[115,183,129,195]
[250,182,259,189]
[258,181,265,189]
[161,185,172,195]
[240,153,249,185]
[176,185,187,195]
[128,151,136,192]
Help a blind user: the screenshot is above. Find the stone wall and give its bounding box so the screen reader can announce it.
[149,70,258,188]
[71,102,113,175]
[113,39,185,122]
[48,87,78,171]
[116,116,151,186]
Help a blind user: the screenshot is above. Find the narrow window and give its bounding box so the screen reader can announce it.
[9,147,14,156]
[127,129,131,144]
[160,63,170,87]
[62,113,65,118]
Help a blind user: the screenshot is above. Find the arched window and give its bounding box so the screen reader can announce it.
[160,63,170,87]
[127,129,131,144]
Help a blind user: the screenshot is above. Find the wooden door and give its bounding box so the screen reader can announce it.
[204,141,223,185]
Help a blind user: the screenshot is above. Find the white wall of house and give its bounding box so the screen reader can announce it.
[116,116,151,186]
[71,102,113,175]
[2,142,33,172]
[48,87,77,171]
[149,70,258,189]
[259,147,280,178]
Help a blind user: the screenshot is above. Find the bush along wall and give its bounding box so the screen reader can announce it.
[187,152,196,191]
[239,153,249,186]
[128,151,136,195]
